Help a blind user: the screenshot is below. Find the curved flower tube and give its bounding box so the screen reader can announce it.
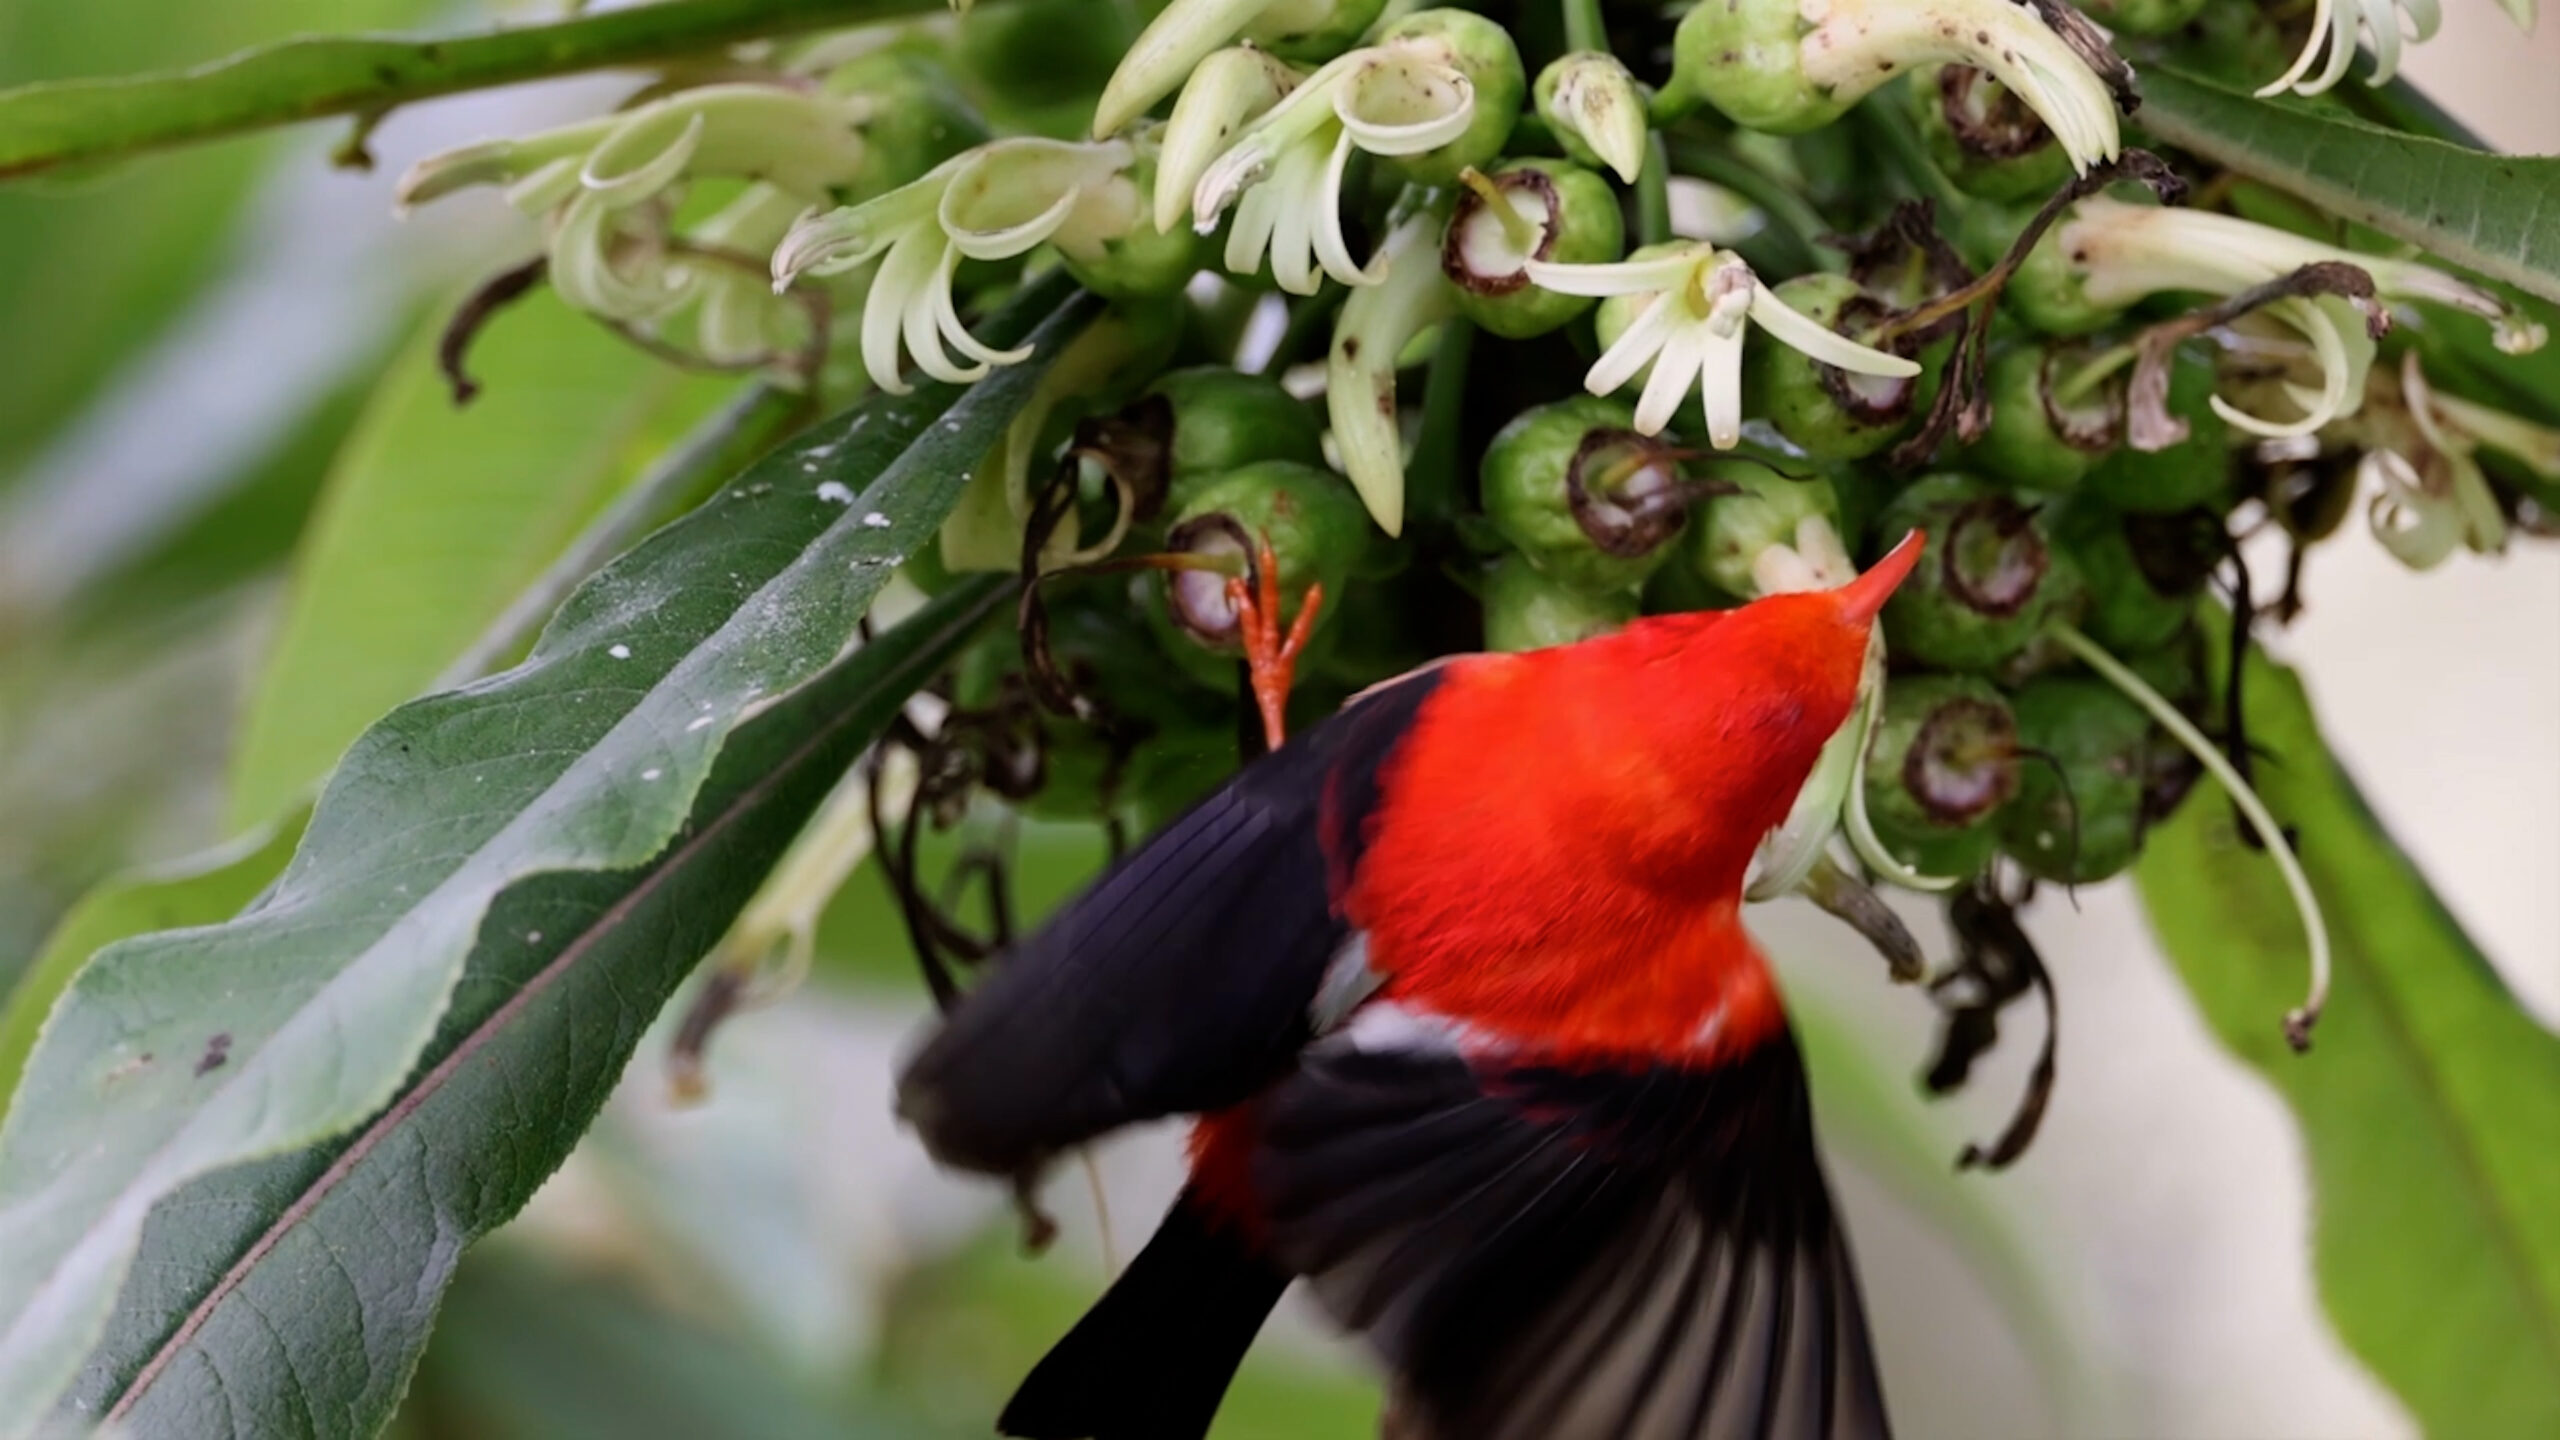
[1188,46,1478,294]
[2259,0,2442,97]
[1524,242,1918,444]
[774,138,1136,393]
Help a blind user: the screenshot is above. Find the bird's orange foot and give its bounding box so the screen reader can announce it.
[1226,534,1323,752]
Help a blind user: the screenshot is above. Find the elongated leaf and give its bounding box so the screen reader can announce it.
[0,272,1096,1432]
[0,818,301,1111]
[227,289,741,829]
[2136,68,2560,308]
[2136,646,2560,1435]
[0,0,940,182]
[68,574,1009,1439]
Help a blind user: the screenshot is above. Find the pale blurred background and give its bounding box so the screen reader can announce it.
[0,2,2553,1437]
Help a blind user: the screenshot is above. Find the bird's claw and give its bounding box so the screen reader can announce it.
[1227,534,1322,753]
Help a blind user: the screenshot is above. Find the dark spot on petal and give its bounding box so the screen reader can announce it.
[196,1033,232,1077]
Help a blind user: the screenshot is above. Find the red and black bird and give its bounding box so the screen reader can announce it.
[895,532,1927,1440]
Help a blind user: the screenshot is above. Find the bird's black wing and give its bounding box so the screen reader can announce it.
[1253,1019,1892,1440]
[894,666,1445,1175]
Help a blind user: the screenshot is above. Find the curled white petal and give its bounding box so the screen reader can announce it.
[1524,248,1708,299]
[582,110,705,206]
[1334,54,1476,156]
[1583,292,1682,405]
[1747,284,1920,378]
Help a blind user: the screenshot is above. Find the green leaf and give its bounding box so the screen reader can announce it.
[0,816,302,1114]
[2135,67,2560,308]
[0,272,1097,1433]
[0,0,943,183]
[225,288,742,830]
[2136,644,2560,1435]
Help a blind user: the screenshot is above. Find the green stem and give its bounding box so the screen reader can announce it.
[437,383,803,686]
[1560,0,1605,54]
[2049,620,2331,1050]
[1403,315,1475,532]
[1637,131,1672,247]
[1846,93,1965,213]
[0,0,946,182]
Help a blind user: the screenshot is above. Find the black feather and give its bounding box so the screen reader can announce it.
[1000,1192,1290,1440]
[1254,1029,1892,1440]
[895,667,1444,1175]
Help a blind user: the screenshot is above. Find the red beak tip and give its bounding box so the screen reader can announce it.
[1841,529,1926,624]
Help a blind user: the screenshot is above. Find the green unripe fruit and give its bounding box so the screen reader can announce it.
[2074,0,2210,38]
[1061,152,1206,300]
[2009,215,2121,337]
[1144,367,1329,488]
[2000,675,2159,883]
[1669,0,1838,134]
[1159,460,1372,653]
[2048,499,2213,653]
[1248,0,1390,63]
[1482,396,1691,594]
[1876,474,2085,671]
[1690,462,1845,598]
[1971,342,2122,492]
[1375,10,1526,185]
[1910,65,2072,204]
[1443,160,1625,340]
[821,46,990,198]
[1482,554,1639,652]
[1747,273,1922,461]
[1862,675,2022,877]
[2083,348,2235,513]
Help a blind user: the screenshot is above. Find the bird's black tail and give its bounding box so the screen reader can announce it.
[1000,1189,1291,1440]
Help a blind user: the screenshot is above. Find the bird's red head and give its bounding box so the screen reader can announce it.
[1569,529,1929,885]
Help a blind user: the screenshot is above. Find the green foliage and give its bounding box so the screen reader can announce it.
[2137,645,2560,1436]
[0,275,1095,1431]
[226,289,742,828]
[2138,68,2560,308]
[0,0,947,181]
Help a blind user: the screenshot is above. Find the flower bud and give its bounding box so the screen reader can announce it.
[1443,160,1626,340]
[1970,341,2122,492]
[1861,675,2021,877]
[1146,366,1330,488]
[1093,0,1387,138]
[1159,460,1373,650]
[1535,51,1649,184]
[1690,463,1848,598]
[1999,674,2157,883]
[1745,272,1922,461]
[2082,347,2234,513]
[1482,554,1640,652]
[1876,474,2085,671]
[1909,64,2072,205]
[1371,9,1527,185]
[1483,396,1692,594]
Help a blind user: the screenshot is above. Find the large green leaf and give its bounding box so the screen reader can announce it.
[0,273,1096,1434]
[226,288,744,830]
[0,817,301,1113]
[2136,646,2560,1436]
[0,0,942,183]
[2136,68,2560,308]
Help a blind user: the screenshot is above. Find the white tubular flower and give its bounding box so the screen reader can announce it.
[1191,46,1478,295]
[1524,242,1919,445]
[2021,196,2547,438]
[1091,0,1383,138]
[1155,46,1303,234]
[2259,0,2442,97]
[773,138,1135,393]
[2356,353,2528,568]
[1326,200,1457,536]
[678,185,820,367]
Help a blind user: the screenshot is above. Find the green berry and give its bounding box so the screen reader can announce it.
[1910,64,2072,204]
[1746,272,1921,461]
[1144,366,1329,487]
[2048,498,2213,653]
[1159,460,1372,652]
[2082,347,2235,513]
[1970,341,2122,492]
[1862,675,2021,877]
[1482,396,1690,594]
[1690,462,1845,598]
[1999,675,2159,883]
[1482,554,1639,651]
[1443,159,1626,340]
[1876,474,2085,672]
